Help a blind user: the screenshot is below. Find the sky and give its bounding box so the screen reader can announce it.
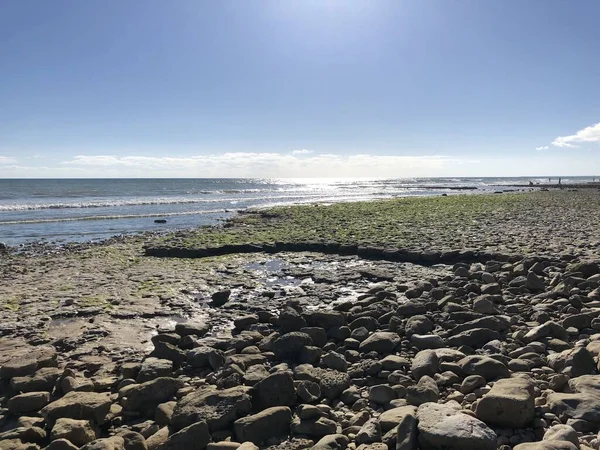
[1,0,599,178]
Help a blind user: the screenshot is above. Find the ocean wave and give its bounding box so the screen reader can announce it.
[0,193,333,211]
[0,209,231,225]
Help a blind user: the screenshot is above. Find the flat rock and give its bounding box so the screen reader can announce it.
[10,367,61,392]
[312,434,349,450]
[358,332,400,354]
[417,402,497,450]
[234,406,292,445]
[513,442,578,450]
[51,418,99,447]
[447,328,501,349]
[171,386,252,431]
[159,421,210,450]
[378,406,417,433]
[475,377,536,428]
[524,321,569,343]
[543,424,579,447]
[120,377,183,415]
[7,391,50,414]
[41,391,112,424]
[547,391,600,424]
[458,355,510,381]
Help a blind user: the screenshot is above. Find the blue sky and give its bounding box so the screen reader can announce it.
[1,0,599,178]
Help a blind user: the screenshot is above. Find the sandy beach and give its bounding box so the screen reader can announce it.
[2,189,600,450]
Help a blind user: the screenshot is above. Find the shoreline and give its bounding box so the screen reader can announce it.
[0,183,537,251]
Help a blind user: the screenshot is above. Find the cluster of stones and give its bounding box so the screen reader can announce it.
[1,257,600,450]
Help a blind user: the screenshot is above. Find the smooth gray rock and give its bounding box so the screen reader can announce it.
[359,332,401,354]
[159,421,210,450]
[410,350,439,381]
[406,376,439,407]
[417,402,497,450]
[41,391,112,424]
[543,424,579,447]
[475,377,535,428]
[171,386,252,431]
[458,355,510,381]
[548,347,596,377]
[234,406,292,444]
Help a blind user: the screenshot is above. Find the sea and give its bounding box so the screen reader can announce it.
[0,177,594,247]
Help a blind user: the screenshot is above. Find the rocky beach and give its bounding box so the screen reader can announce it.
[2,189,600,450]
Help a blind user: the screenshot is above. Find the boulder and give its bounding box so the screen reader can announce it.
[410,350,439,380]
[51,418,99,447]
[321,352,348,372]
[136,358,173,383]
[46,439,79,450]
[234,406,292,444]
[149,342,186,366]
[368,385,396,405]
[523,322,569,343]
[543,424,579,447]
[475,377,535,428]
[293,365,350,400]
[547,392,600,424]
[80,437,125,450]
[355,419,381,445]
[159,421,210,450]
[458,355,510,381]
[406,376,439,406]
[252,371,296,410]
[548,347,596,377]
[10,367,61,392]
[1,348,57,379]
[278,307,307,333]
[526,271,546,291]
[116,430,147,450]
[7,391,50,414]
[513,442,578,450]
[187,347,224,370]
[211,290,231,307]
[120,377,183,414]
[272,332,313,360]
[359,332,400,354]
[292,416,338,438]
[312,434,349,450]
[304,311,346,330]
[41,391,112,424]
[380,355,410,372]
[175,322,210,338]
[171,386,252,431]
[395,407,418,450]
[417,402,497,450]
[447,328,501,349]
[378,406,417,433]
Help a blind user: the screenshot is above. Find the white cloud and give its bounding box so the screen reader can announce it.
[292,149,313,155]
[552,122,600,148]
[535,146,549,151]
[0,156,18,164]
[57,152,476,178]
